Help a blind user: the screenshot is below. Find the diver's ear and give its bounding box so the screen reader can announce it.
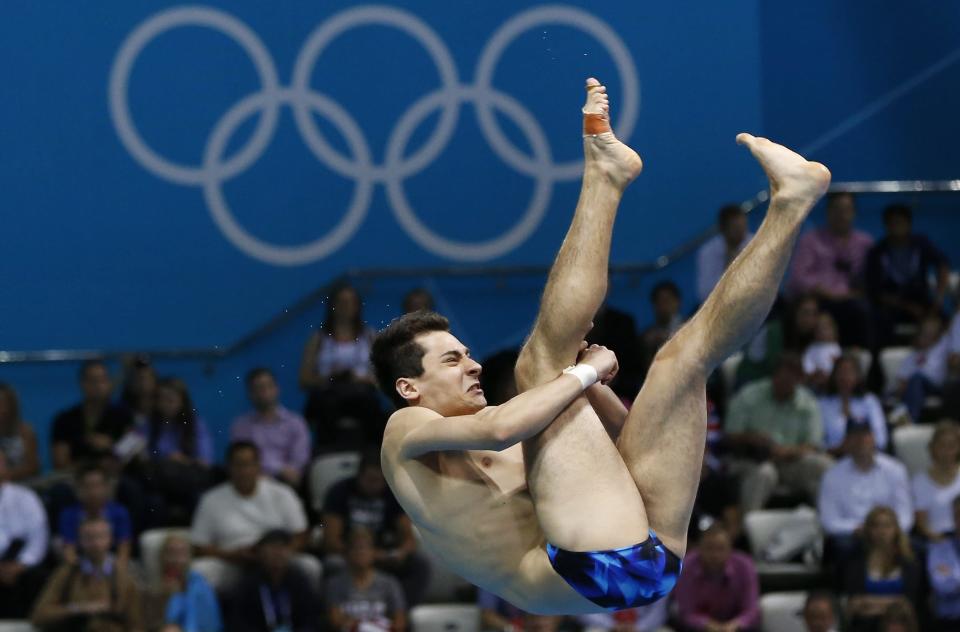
[396,377,420,404]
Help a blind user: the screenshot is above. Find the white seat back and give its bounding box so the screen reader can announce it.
[744,508,819,560]
[760,592,807,632]
[410,604,480,632]
[893,425,935,476]
[880,347,911,392]
[310,452,361,512]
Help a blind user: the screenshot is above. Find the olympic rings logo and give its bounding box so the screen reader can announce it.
[109,4,639,265]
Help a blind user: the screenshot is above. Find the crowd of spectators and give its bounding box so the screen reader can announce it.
[0,196,958,631]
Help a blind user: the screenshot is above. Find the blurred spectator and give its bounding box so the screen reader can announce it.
[673,524,760,632]
[145,533,222,632]
[326,528,406,632]
[587,298,643,401]
[788,191,874,348]
[300,283,386,450]
[141,377,214,522]
[479,349,520,406]
[51,360,133,470]
[911,420,960,542]
[119,355,157,433]
[696,204,753,303]
[818,354,888,457]
[803,591,839,632]
[32,516,143,632]
[944,312,960,419]
[876,600,919,632]
[190,441,309,590]
[0,382,40,481]
[840,506,922,632]
[784,294,823,352]
[0,450,49,618]
[227,529,320,632]
[578,599,668,631]
[803,313,842,392]
[639,281,684,375]
[866,203,950,347]
[725,353,830,511]
[927,495,960,630]
[231,367,311,487]
[402,287,435,314]
[59,464,132,568]
[322,449,429,606]
[894,315,949,422]
[818,420,912,561]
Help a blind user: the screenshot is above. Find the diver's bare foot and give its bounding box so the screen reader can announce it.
[582,77,642,190]
[736,133,831,209]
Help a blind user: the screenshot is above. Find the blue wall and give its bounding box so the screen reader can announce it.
[1,1,957,466]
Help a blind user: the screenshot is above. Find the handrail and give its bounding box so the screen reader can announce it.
[2,178,957,364]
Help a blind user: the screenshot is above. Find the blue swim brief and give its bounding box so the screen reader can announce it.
[545,531,682,610]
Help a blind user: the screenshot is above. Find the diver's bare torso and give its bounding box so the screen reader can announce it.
[381,412,600,613]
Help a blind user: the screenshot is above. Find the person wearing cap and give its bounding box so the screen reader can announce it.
[818,418,912,563]
[226,529,321,632]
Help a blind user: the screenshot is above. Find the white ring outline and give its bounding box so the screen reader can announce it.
[385,86,553,261]
[474,5,640,181]
[202,89,374,266]
[109,6,281,186]
[291,5,461,182]
[109,4,640,264]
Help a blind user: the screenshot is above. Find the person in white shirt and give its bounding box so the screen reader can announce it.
[818,419,912,564]
[895,315,950,422]
[912,420,960,542]
[190,440,314,592]
[0,450,49,618]
[817,354,887,456]
[695,204,754,304]
[803,313,842,392]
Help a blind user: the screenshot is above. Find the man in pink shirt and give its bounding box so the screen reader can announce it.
[231,368,312,487]
[673,524,760,632]
[788,192,873,347]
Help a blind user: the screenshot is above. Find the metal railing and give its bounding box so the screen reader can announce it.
[2,179,957,365]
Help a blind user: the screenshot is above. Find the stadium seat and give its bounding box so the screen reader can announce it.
[410,604,480,632]
[893,424,935,476]
[744,508,821,589]
[720,351,743,395]
[760,592,807,632]
[309,451,361,513]
[139,527,190,586]
[853,348,871,376]
[879,347,911,393]
[0,622,36,632]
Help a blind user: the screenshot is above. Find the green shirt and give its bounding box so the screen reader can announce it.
[725,378,822,447]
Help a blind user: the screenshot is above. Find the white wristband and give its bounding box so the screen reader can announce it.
[563,363,599,390]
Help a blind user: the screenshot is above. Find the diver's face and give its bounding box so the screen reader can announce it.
[400,331,485,415]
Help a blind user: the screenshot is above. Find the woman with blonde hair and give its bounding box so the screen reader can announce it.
[148,533,222,632]
[912,420,960,541]
[841,506,922,632]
